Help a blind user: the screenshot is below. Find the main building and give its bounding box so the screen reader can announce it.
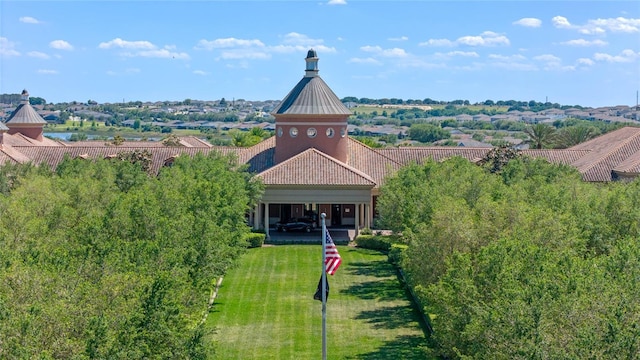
[3,49,640,238]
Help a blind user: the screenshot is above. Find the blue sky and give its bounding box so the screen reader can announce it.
[1,1,639,107]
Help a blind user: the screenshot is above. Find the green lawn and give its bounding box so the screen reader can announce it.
[207,245,430,359]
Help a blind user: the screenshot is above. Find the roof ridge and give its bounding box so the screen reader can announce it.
[258,147,375,184]
[347,137,403,167]
[309,148,376,183]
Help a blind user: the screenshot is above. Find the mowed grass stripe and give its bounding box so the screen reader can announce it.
[207,245,429,359]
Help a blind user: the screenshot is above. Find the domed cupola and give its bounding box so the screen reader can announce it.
[5,89,47,141]
[272,49,352,164]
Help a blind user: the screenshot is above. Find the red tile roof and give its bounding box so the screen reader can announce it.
[257,148,375,186]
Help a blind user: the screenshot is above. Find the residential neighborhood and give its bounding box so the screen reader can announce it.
[1,94,638,145]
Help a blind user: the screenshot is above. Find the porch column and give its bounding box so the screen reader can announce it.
[365,202,372,229]
[264,202,270,239]
[251,203,258,230]
[354,204,360,238]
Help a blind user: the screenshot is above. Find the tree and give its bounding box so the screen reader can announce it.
[554,125,600,148]
[407,123,450,143]
[524,123,556,149]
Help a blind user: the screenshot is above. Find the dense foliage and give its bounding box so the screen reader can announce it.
[377,157,640,359]
[0,152,263,359]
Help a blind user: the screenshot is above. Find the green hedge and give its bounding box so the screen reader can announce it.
[244,232,265,248]
[354,235,392,251]
[388,243,408,266]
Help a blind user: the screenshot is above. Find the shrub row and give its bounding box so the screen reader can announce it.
[244,232,265,248]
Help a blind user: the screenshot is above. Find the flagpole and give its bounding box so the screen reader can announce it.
[321,212,327,360]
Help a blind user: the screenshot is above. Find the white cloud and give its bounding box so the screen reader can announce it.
[447,51,479,57]
[269,44,336,54]
[195,38,264,50]
[37,69,58,74]
[193,70,209,76]
[488,54,527,61]
[577,58,595,66]
[552,16,572,29]
[553,15,640,34]
[99,38,190,60]
[588,17,640,33]
[457,31,510,46]
[594,49,639,63]
[0,37,21,57]
[419,38,455,47]
[487,54,536,71]
[361,45,408,58]
[348,57,382,65]
[282,32,326,47]
[327,0,347,4]
[361,45,382,53]
[50,40,73,51]
[560,39,608,46]
[134,49,190,60]
[435,51,479,58]
[388,36,408,41]
[19,16,40,24]
[99,38,155,50]
[27,51,50,59]
[513,18,542,27]
[534,54,561,62]
[218,50,271,60]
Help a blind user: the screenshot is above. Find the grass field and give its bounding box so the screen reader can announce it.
[206,245,430,359]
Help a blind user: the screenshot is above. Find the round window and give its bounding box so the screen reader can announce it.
[307,128,317,138]
[340,128,346,137]
[326,128,335,138]
[277,127,283,137]
[290,127,298,137]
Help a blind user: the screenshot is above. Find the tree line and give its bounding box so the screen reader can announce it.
[0,152,263,359]
[376,154,640,358]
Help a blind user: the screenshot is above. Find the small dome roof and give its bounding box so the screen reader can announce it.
[5,89,47,125]
[272,50,351,116]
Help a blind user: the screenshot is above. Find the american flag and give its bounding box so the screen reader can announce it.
[324,230,342,275]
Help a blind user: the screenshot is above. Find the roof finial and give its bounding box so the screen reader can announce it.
[21,89,29,104]
[305,49,319,77]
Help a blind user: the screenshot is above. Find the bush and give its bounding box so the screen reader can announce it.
[355,235,392,251]
[244,233,265,248]
[388,244,407,266]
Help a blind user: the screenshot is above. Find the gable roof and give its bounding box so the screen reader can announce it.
[257,148,375,187]
[568,126,640,181]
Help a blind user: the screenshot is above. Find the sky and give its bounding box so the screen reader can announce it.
[1,1,639,108]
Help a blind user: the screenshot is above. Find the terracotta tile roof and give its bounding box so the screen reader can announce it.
[347,138,402,187]
[613,149,640,174]
[377,147,492,165]
[0,144,32,164]
[568,126,640,181]
[239,137,275,173]
[5,103,47,125]
[12,146,238,175]
[3,132,62,146]
[271,76,351,115]
[257,148,375,187]
[520,149,591,165]
[62,141,170,147]
[178,136,214,147]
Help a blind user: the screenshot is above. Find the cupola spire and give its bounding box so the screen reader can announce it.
[305,49,319,77]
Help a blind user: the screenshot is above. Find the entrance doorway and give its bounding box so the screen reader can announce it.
[331,204,342,226]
